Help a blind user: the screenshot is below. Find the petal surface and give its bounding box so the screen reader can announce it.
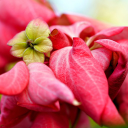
[0,61,29,95]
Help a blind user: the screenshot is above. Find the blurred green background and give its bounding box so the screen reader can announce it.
[49,0,128,26]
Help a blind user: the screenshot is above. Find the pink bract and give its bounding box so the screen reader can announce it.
[0,61,29,95]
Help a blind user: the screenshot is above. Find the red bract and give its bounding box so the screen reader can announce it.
[49,38,125,126]
[116,74,128,123]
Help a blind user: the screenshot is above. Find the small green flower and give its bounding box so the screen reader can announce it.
[8,18,53,65]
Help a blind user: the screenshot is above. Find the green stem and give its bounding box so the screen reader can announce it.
[86,36,96,47]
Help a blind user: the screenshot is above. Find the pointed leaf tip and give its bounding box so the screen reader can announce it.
[73,99,81,106]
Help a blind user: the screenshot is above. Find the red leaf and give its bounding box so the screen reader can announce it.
[49,29,72,49]
[0,95,29,127]
[0,61,29,95]
[50,37,125,126]
[116,74,128,122]
[50,37,109,124]
[31,112,69,128]
[27,63,77,106]
[95,39,128,100]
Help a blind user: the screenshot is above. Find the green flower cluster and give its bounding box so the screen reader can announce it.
[8,18,53,65]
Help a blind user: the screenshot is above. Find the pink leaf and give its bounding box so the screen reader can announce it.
[27,63,77,106]
[0,0,55,30]
[15,89,60,112]
[50,37,109,124]
[0,61,29,95]
[95,39,128,100]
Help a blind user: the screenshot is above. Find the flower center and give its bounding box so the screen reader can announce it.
[27,40,35,49]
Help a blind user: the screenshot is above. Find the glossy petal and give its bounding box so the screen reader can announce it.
[23,48,45,65]
[15,89,60,112]
[26,18,50,41]
[31,112,69,128]
[0,0,55,30]
[27,62,77,106]
[0,61,29,95]
[0,95,29,127]
[50,38,109,124]
[49,29,72,49]
[95,39,128,100]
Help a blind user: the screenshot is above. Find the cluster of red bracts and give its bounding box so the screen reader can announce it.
[0,0,128,128]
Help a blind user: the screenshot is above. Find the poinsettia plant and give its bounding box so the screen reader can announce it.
[0,0,128,128]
